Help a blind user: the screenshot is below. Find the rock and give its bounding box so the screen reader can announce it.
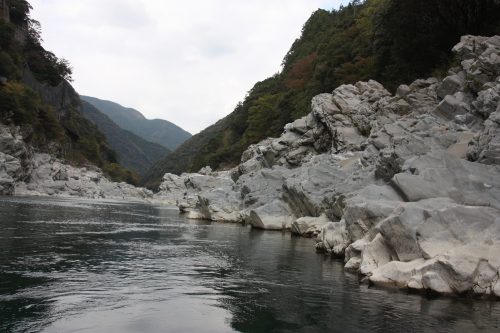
[473,80,500,117]
[401,151,500,209]
[369,259,430,289]
[0,153,18,195]
[239,168,287,209]
[148,34,500,298]
[494,281,500,297]
[374,150,404,181]
[344,257,362,273]
[447,131,475,159]
[417,205,500,263]
[283,153,370,219]
[468,110,500,165]
[343,198,401,242]
[197,186,242,222]
[198,166,213,175]
[435,92,471,120]
[377,199,454,262]
[421,272,454,294]
[155,173,187,204]
[156,170,240,220]
[359,233,397,276]
[453,35,500,93]
[291,214,330,237]
[315,220,350,256]
[344,238,369,272]
[396,84,410,97]
[9,150,154,201]
[247,200,295,230]
[437,74,465,99]
[390,174,448,201]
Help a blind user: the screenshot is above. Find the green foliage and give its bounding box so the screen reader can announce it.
[102,163,140,186]
[80,95,192,151]
[0,51,18,78]
[373,0,500,90]
[24,35,73,85]
[8,0,31,26]
[144,0,500,189]
[80,100,170,176]
[0,82,65,142]
[0,0,138,185]
[1,0,73,84]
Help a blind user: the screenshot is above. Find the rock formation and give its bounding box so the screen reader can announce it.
[155,35,500,298]
[0,124,152,200]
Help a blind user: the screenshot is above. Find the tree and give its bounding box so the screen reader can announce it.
[373,0,500,89]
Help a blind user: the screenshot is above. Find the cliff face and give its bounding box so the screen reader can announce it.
[153,35,500,298]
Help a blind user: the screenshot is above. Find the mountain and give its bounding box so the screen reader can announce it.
[142,0,500,189]
[80,96,191,151]
[0,0,138,184]
[80,100,170,175]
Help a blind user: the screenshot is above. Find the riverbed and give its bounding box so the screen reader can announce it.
[0,197,499,332]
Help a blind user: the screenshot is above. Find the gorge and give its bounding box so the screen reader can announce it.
[2,0,500,332]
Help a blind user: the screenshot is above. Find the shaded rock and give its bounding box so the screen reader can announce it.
[292,214,330,237]
[435,92,472,120]
[315,220,350,256]
[468,110,500,165]
[437,73,465,99]
[359,233,398,276]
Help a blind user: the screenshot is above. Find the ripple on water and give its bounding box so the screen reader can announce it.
[1,197,500,333]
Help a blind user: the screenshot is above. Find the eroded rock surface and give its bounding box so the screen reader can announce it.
[154,35,500,297]
[0,124,152,200]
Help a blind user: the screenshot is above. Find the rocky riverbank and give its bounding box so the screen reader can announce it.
[0,124,152,201]
[154,35,500,298]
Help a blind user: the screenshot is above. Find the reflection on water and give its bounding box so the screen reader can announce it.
[0,196,499,333]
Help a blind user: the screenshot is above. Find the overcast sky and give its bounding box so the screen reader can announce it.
[31,0,349,134]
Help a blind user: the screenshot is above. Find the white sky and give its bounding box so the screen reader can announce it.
[31,0,349,134]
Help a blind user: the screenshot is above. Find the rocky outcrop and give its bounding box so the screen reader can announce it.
[155,35,500,298]
[0,124,32,195]
[0,124,152,200]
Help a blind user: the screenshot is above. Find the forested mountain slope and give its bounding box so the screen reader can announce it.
[143,0,500,189]
[81,96,192,151]
[80,101,170,175]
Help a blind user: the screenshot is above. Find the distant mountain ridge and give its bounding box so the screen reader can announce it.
[80,101,170,175]
[80,96,192,151]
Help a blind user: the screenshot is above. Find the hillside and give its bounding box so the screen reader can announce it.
[152,33,500,298]
[0,0,138,184]
[142,0,500,189]
[80,96,192,151]
[80,101,170,175]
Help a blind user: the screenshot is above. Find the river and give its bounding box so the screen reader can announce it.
[0,197,499,332]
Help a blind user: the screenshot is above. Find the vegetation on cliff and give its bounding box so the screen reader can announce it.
[143,0,500,189]
[0,0,139,185]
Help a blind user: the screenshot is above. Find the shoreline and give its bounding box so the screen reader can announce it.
[2,35,500,300]
[2,192,500,301]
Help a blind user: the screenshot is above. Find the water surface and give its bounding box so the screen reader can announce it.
[0,196,499,332]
